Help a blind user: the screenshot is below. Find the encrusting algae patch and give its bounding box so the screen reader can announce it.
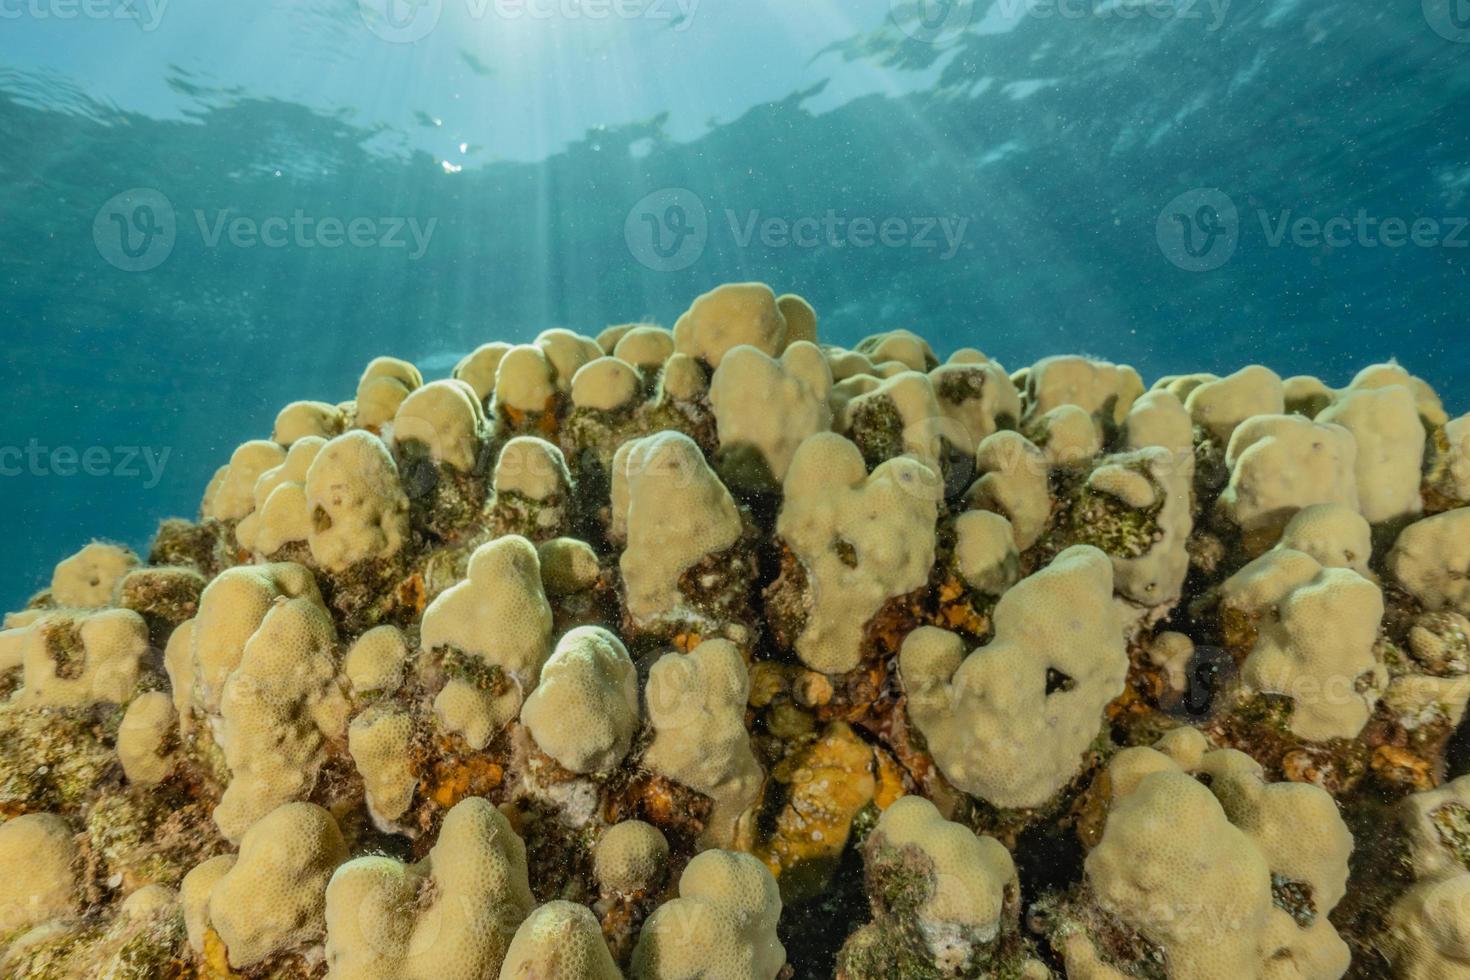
[1,280,1469,977]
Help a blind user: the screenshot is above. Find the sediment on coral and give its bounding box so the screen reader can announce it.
[2,285,1466,978]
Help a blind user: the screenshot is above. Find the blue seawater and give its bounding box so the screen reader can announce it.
[0,0,1467,609]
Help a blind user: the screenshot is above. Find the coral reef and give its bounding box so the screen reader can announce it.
[2,283,1467,977]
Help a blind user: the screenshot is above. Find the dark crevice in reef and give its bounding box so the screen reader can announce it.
[779,831,870,979]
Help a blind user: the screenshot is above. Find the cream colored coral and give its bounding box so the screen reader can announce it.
[1122,389,1193,462]
[343,625,409,695]
[1347,361,1448,427]
[673,282,791,367]
[1086,446,1193,608]
[520,626,638,774]
[324,796,533,980]
[1430,415,1470,503]
[611,432,743,626]
[658,352,708,402]
[570,356,643,412]
[117,690,178,785]
[454,342,512,403]
[0,813,80,932]
[1083,770,1272,978]
[1387,875,1470,979]
[952,510,1019,597]
[1022,355,1143,436]
[499,901,620,980]
[597,322,638,352]
[421,536,553,750]
[163,617,196,729]
[1184,364,1285,443]
[1276,503,1373,575]
[8,608,149,708]
[206,440,288,521]
[1084,735,1355,979]
[1197,748,1353,977]
[1389,509,1470,614]
[214,596,349,842]
[305,431,411,572]
[1386,776,1470,978]
[181,854,235,953]
[868,796,1016,948]
[392,379,488,472]
[1217,414,1360,544]
[630,849,785,980]
[1400,774,1470,880]
[1284,375,1335,417]
[355,356,422,430]
[900,546,1125,808]
[190,562,321,713]
[495,344,558,414]
[776,293,818,344]
[1028,404,1101,467]
[777,433,938,674]
[967,430,1052,550]
[120,883,177,920]
[855,329,936,372]
[1221,549,1383,740]
[709,342,832,489]
[274,400,344,446]
[1317,384,1425,524]
[536,329,602,391]
[51,541,137,608]
[613,325,675,370]
[838,370,952,472]
[236,435,324,555]
[1152,372,1215,403]
[930,358,1022,453]
[492,436,572,513]
[537,538,601,596]
[594,821,669,896]
[826,348,878,381]
[209,802,347,968]
[348,706,417,826]
[644,640,762,846]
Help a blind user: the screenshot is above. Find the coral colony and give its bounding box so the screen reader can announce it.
[2,281,1469,978]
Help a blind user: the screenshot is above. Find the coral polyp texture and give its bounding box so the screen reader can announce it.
[3,281,1469,979]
